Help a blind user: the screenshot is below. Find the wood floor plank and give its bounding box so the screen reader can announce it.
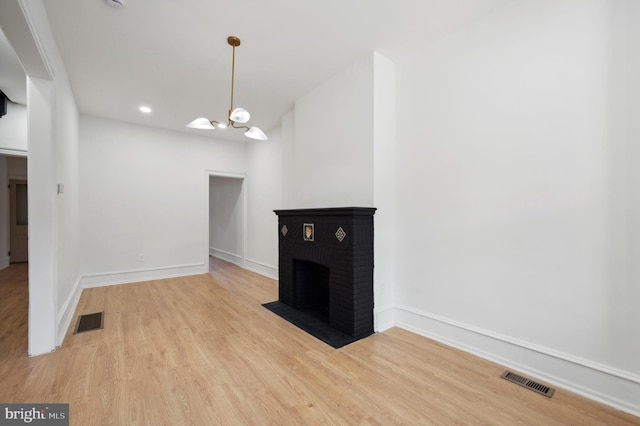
[0,259,638,425]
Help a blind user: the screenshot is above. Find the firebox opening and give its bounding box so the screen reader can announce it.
[293,259,330,322]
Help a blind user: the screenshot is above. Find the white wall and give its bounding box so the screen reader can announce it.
[244,125,283,278]
[242,55,378,279]
[293,55,374,207]
[209,175,244,266]
[0,156,7,269]
[1,0,82,355]
[79,115,246,285]
[244,54,390,321]
[394,0,639,414]
[27,75,58,354]
[53,73,80,344]
[279,110,296,210]
[372,53,397,330]
[0,102,27,155]
[627,0,640,376]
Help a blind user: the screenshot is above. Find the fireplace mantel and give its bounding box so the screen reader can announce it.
[274,207,377,217]
[273,207,376,341]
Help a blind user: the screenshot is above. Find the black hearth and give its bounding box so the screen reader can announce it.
[264,207,376,348]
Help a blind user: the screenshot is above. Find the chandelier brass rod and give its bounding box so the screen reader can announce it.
[229,43,236,120]
[230,123,249,130]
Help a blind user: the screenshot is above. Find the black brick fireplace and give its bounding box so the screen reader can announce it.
[267,207,376,347]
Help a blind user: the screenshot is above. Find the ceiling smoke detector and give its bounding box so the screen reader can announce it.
[105,0,124,8]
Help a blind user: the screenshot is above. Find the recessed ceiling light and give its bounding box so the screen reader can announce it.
[105,0,124,8]
[139,106,151,113]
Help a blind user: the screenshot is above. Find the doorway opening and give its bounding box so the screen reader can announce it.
[0,155,29,358]
[206,172,246,275]
[9,179,28,263]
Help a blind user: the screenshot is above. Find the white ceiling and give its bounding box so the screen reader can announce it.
[1,0,514,141]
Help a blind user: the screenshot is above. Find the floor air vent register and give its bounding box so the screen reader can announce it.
[73,312,104,334]
[501,371,555,398]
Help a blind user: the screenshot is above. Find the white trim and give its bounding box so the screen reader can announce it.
[210,248,243,267]
[395,305,640,418]
[80,263,206,288]
[374,306,395,332]
[17,0,54,80]
[209,251,278,280]
[56,264,204,348]
[242,178,248,272]
[397,304,640,384]
[7,174,28,181]
[56,276,83,345]
[244,258,278,280]
[0,148,27,157]
[204,170,246,180]
[0,256,10,271]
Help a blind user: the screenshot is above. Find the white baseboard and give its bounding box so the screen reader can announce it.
[209,248,243,267]
[57,276,83,345]
[209,250,277,280]
[80,263,206,288]
[244,258,278,280]
[55,263,205,349]
[374,306,395,332]
[394,305,640,418]
[0,256,10,271]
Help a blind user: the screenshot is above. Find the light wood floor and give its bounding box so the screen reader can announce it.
[0,259,638,425]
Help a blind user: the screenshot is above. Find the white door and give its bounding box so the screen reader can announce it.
[9,179,28,263]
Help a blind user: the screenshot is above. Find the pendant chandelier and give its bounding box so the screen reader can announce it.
[186,36,268,140]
